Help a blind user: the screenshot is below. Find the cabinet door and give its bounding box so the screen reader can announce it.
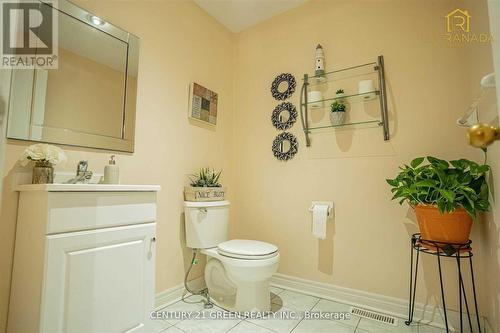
[41,223,156,333]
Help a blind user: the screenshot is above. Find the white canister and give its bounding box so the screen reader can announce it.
[307,90,323,109]
[358,80,376,100]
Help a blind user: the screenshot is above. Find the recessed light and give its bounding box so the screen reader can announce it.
[89,15,105,26]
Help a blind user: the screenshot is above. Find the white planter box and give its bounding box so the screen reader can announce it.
[184,186,227,201]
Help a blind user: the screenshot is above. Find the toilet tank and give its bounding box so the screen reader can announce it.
[184,200,230,249]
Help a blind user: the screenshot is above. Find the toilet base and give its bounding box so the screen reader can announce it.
[202,249,279,313]
[208,280,272,313]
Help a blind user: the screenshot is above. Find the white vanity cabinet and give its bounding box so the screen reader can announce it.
[7,184,161,333]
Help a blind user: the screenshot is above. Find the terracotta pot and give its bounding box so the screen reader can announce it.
[415,205,472,244]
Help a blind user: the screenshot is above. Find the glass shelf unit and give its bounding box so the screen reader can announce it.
[304,62,378,87]
[306,119,382,132]
[299,55,389,146]
[302,91,380,107]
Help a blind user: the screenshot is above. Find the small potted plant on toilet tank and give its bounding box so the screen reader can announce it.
[386,156,490,245]
[184,167,226,201]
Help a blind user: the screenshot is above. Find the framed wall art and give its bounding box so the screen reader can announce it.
[189,82,218,126]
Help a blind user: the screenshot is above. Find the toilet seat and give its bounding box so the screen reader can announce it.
[217,239,278,260]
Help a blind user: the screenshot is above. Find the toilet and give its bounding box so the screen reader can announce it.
[184,200,279,312]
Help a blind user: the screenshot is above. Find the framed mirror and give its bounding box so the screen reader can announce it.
[6,0,139,152]
[272,132,298,161]
[271,102,297,130]
[271,73,296,100]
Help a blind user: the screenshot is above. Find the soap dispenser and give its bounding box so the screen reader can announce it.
[103,155,120,184]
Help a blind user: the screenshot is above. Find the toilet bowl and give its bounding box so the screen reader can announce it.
[183,201,280,312]
[202,240,279,312]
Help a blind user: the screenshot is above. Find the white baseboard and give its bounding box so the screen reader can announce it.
[270,273,486,333]
[155,273,490,333]
[155,277,205,309]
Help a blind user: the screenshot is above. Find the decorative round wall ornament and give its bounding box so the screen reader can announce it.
[271,73,296,100]
[272,132,299,161]
[271,102,297,130]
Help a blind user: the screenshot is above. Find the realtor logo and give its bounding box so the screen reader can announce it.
[0,0,58,68]
[445,9,471,33]
[443,8,493,45]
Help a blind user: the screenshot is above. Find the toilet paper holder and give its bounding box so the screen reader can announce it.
[308,201,333,217]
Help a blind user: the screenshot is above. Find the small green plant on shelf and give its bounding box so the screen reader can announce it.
[335,89,345,100]
[330,101,346,112]
[330,100,346,125]
[189,167,222,187]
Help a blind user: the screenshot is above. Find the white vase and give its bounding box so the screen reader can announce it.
[330,112,346,126]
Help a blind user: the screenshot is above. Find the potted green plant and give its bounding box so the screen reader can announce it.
[330,100,346,126]
[184,167,226,201]
[335,89,345,99]
[386,156,490,244]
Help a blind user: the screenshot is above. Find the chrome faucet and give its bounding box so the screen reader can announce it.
[65,160,93,184]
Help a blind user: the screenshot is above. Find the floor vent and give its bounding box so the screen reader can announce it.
[350,307,398,326]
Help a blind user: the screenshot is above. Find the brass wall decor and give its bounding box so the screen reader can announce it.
[467,123,500,149]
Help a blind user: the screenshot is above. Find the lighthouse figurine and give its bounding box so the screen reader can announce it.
[315,44,325,79]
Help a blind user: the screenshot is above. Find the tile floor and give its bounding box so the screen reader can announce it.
[150,287,445,333]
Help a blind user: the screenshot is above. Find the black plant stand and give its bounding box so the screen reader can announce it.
[405,233,481,333]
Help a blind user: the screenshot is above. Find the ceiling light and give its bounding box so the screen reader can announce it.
[89,15,105,26]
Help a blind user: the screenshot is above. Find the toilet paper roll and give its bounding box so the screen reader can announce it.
[358,80,377,100]
[312,204,328,239]
[358,79,375,94]
[307,90,323,109]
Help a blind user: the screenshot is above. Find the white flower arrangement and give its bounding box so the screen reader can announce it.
[20,144,67,166]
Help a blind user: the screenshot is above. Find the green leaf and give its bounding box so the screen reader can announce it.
[427,156,449,168]
[439,189,455,201]
[414,180,438,187]
[410,157,424,168]
[386,178,398,186]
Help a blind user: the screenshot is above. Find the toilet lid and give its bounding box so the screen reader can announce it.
[217,239,278,259]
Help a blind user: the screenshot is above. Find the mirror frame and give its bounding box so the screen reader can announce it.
[6,0,140,153]
[272,132,299,161]
[271,102,297,130]
[270,73,296,101]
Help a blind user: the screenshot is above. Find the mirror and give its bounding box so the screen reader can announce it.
[280,111,290,123]
[280,139,291,153]
[277,81,290,94]
[6,0,139,152]
[272,132,298,161]
[271,102,297,130]
[271,73,296,100]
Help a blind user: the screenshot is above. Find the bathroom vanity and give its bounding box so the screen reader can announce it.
[7,184,160,333]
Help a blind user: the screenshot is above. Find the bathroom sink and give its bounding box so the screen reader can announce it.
[16,183,161,192]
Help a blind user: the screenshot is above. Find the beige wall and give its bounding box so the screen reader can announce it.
[231,0,489,316]
[0,1,234,331]
[1,0,499,331]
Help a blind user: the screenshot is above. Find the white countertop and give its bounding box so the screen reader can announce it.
[16,184,161,192]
